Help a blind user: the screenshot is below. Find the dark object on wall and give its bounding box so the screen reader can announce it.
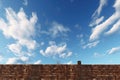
[0,61,120,80]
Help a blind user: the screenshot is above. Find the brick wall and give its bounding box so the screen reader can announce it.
[0,64,81,80]
[0,61,120,80]
[81,65,120,80]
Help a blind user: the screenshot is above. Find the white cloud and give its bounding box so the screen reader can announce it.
[41,22,70,38]
[8,43,22,56]
[95,16,104,25]
[90,12,120,41]
[49,22,70,38]
[75,24,81,30]
[80,39,86,45]
[40,41,66,56]
[6,57,28,64]
[92,0,107,18]
[76,34,86,46]
[0,8,37,56]
[67,61,72,64]
[107,46,120,54]
[89,0,120,41]
[105,19,120,35]
[20,56,29,62]
[93,52,105,57]
[34,60,41,64]
[76,34,83,38]
[89,16,104,27]
[6,58,18,64]
[18,39,36,50]
[23,0,28,6]
[66,52,72,57]
[94,52,100,57]
[83,41,99,49]
[89,0,107,27]
[40,41,72,58]
[40,42,44,46]
[59,52,72,58]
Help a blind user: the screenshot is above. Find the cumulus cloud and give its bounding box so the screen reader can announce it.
[20,56,29,62]
[18,39,36,50]
[107,46,120,54]
[6,58,18,64]
[83,41,99,49]
[6,57,29,64]
[40,41,72,58]
[0,8,37,57]
[89,0,120,41]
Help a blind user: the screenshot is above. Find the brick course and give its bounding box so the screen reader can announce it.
[0,61,120,80]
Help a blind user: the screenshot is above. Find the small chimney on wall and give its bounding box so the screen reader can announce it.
[77,61,81,65]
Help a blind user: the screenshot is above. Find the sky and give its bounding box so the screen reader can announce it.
[0,0,120,64]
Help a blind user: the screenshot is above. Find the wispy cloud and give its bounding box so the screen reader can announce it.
[49,22,70,38]
[93,52,105,58]
[92,0,107,18]
[89,16,104,27]
[76,34,83,39]
[40,41,72,58]
[59,52,72,58]
[107,46,120,54]
[74,24,81,30]
[34,60,41,64]
[89,0,120,41]
[67,61,72,64]
[8,43,22,56]
[83,41,99,49]
[89,0,107,27]
[105,19,120,35]
[41,22,70,38]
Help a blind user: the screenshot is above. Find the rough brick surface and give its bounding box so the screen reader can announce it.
[0,64,80,80]
[0,61,120,80]
[81,65,120,80]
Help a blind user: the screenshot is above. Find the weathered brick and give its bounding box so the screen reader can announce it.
[0,61,120,79]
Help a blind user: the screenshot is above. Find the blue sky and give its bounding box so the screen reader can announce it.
[0,0,120,64]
